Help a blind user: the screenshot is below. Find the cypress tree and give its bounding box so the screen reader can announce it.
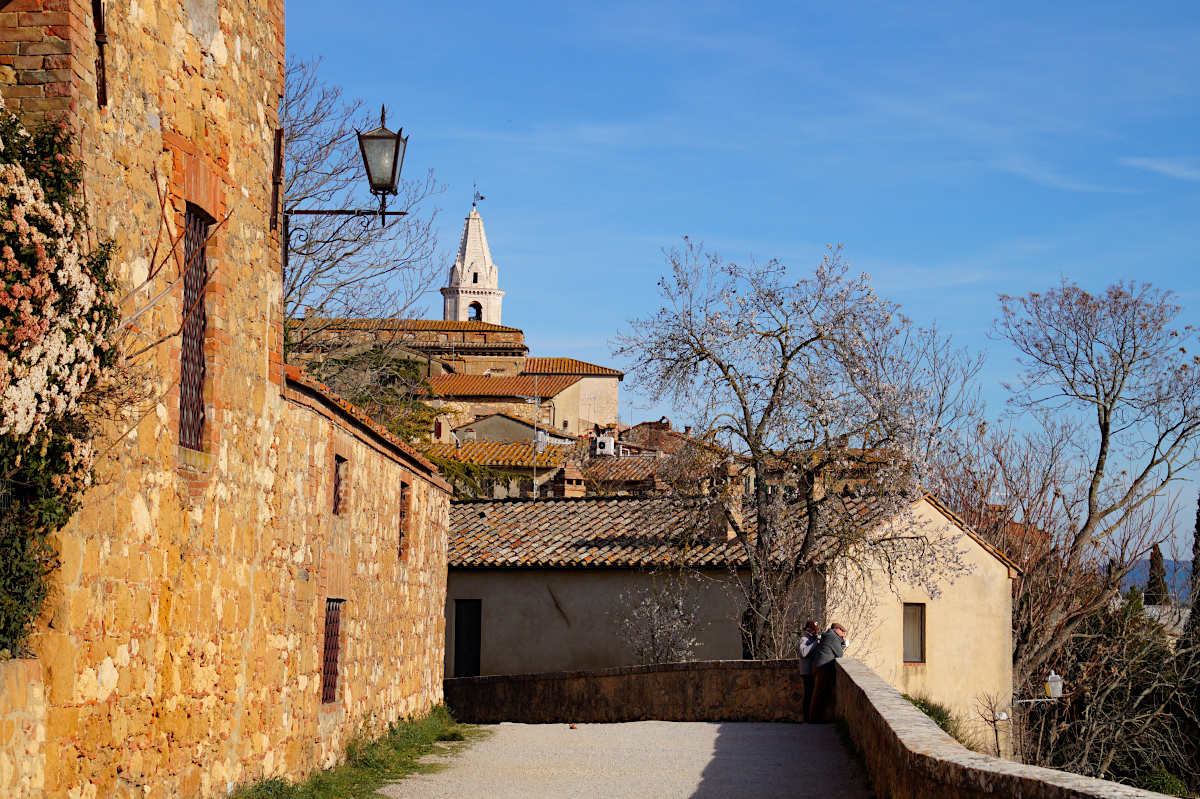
[1145,543,1170,606]
[1185,495,1199,641]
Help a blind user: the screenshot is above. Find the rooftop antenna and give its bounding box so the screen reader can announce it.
[473,181,485,208]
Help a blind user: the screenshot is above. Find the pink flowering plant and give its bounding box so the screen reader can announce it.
[0,107,119,652]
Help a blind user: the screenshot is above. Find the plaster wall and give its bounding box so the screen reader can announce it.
[444,569,747,676]
[831,501,1015,742]
[576,376,620,426]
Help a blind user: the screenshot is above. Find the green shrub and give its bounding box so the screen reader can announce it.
[903,693,986,752]
[1135,768,1190,797]
[231,705,476,799]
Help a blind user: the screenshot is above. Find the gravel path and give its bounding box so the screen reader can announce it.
[378,721,873,799]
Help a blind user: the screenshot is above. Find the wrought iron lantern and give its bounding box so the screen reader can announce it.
[357,105,407,197]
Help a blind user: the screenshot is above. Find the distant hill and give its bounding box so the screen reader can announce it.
[1122,559,1192,602]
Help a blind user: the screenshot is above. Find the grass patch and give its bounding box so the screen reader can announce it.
[903,693,986,753]
[232,705,481,799]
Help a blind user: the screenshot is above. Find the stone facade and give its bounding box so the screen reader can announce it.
[442,207,504,324]
[0,659,46,798]
[2,2,453,798]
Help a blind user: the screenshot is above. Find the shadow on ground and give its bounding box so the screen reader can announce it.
[688,722,873,799]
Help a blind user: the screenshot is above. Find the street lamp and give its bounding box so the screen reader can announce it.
[1044,670,1064,699]
[356,105,408,218]
[278,104,411,274]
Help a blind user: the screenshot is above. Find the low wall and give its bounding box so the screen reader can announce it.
[444,659,808,724]
[834,659,1165,799]
[0,659,45,799]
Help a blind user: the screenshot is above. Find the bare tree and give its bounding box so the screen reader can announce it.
[613,240,975,658]
[613,570,705,665]
[280,56,445,361]
[986,279,1200,674]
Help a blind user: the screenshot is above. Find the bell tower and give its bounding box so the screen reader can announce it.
[442,205,505,324]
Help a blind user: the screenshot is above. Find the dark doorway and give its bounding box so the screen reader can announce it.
[454,599,482,677]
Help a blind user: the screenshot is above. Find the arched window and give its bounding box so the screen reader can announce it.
[468,302,483,322]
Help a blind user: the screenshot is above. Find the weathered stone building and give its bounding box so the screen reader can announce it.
[1,2,451,798]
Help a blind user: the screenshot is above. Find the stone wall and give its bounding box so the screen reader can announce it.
[444,660,807,724]
[833,659,1167,799]
[2,2,455,798]
[0,659,46,799]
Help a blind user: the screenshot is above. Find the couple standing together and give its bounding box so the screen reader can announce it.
[797,621,848,723]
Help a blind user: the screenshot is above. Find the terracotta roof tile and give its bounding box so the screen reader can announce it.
[422,441,574,469]
[425,374,581,399]
[449,496,741,568]
[314,318,523,333]
[583,458,659,483]
[283,364,439,474]
[522,357,623,377]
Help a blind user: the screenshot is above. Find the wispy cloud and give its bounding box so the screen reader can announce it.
[1120,157,1200,181]
[993,154,1121,193]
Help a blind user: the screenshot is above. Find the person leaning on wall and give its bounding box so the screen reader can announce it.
[806,622,848,723]
[797,620,821,722]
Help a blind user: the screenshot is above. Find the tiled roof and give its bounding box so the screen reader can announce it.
[425,374,581,399]
[448,492,1024,573]
[583,458,659,483]
[522,357,623,377]
[283,364,439,475]
[312,318,523,333]
[422,441,574,469]
[449,496,742,568]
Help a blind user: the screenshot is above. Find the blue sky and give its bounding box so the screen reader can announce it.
[287,1,1200,544]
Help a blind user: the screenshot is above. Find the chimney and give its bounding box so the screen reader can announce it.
[553,464,587,498]
[464,428,477,441]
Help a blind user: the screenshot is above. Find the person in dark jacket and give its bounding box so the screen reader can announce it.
[806,623,847,723]
[797,620,821,721]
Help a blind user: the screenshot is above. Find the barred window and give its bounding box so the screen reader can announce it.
[398,481,411,560]
[179,206,211,451]
[321,598,344,703]
[332,455,348,515]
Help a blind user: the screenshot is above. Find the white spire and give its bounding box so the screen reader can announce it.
[442,206,505,323]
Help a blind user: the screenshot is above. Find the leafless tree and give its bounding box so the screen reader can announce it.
[613,240,977,658]
[985,279,1200,674]
[613,570,705,665]
[280,56,446,362]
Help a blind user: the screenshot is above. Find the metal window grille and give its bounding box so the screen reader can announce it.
[179,208,209,451]
[321,598,344,703]
[398,482,410,559]
[332,456,347,515]
[92,0,108,108]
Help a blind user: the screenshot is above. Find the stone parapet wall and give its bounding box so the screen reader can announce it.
[833,659,1166,799]
[444,660,808,724]
[0,659,46,799]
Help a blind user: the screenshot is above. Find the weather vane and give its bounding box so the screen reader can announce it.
[473,181,486,207]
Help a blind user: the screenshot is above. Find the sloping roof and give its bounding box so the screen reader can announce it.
[922,494,1024,575]
[317,319,523,334]
[422,441,574,469]
[425,374,581,399]
[449,496,739,568]
[583,458,659,483]
[283,364,441,477]
[448,492,1024,574]
[453,412,575,440]
[522,357,624,378]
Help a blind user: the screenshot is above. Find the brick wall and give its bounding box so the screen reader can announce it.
[0,659,46,799]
